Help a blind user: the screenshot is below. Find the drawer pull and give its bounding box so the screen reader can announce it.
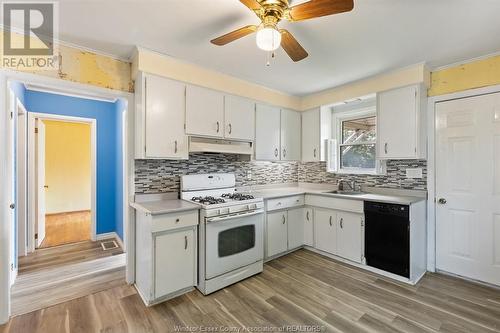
[175,218,180,223]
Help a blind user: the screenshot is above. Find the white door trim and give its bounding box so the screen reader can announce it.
[0,69,134,325]
[28,112,97,248]
[427,83,500,272]
[16,99,28,257]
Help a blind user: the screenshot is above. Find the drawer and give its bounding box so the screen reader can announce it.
[305,194,363,213]
[151,210,198,233]
[267,195,304,211]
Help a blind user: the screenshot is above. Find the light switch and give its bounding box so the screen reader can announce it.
[406,168,423,179]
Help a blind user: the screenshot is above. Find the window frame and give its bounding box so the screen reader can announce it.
[328,107,386,175]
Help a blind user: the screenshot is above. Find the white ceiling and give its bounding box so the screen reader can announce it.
[55,0,500,96]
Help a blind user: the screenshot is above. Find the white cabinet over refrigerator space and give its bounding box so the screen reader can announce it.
[135,73,188,159]
[377,84,426,160]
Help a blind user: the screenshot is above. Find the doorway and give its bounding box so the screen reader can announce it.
[435,91,500,286]
[34,118,94,248]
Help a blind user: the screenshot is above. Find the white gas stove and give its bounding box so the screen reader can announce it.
[180,173,264,295]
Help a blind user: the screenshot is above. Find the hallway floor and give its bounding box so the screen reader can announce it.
[40,211,91,248]
[12,238,125,316]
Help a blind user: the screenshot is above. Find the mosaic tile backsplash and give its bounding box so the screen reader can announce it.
[135,153,298,194]
[135,154,427,194]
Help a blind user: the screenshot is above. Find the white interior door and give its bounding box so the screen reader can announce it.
[35,120,46,248]
[436,92,500,286]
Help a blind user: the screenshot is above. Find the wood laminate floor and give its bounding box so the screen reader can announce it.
[3,249,500,333]
[40,211,92,248]
[19,238,124,275]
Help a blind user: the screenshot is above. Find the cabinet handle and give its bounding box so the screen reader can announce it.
[340,218,344,229]
[174,140,178,153]
[384,143,388,154]
[216,121,220,133]
[283,148,286,158]
[274,148,278,157]
[313,148,317,158]
[306,211,309,221]
[228,123,232,134]
[282,215,286,224]
[184,236,188,250]
[329,216,332,226]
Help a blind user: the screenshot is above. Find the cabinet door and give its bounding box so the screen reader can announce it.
[224,95,255,141]
[186,85,224,138]
[287,208,304,250]
[301,109,320,162]
[281,109,301,161]
[145,75,188,159]
[154,229,195,298]
[314,208,337,255]
[255,104,281,160]
[303,208,314,247]
[377,85,418,159]
[337,212,363,263]
[267,211,288,257]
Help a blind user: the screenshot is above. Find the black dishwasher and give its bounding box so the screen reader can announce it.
[364,201,410,278]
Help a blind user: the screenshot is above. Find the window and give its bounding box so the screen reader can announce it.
[328,107,385,175]
[340,116,376,170]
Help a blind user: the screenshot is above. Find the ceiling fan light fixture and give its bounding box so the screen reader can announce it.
[256,24,281,51]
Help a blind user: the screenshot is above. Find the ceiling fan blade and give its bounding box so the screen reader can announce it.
[211,25,258,46]
[280,29,308,62]
[239,0,261,11]
[288,0,354,21]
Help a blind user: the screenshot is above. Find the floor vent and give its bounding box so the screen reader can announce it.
[101,240,119,251]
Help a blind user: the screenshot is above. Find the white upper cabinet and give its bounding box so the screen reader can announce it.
[302,108,320,162]
[186,85,224,138]
[224,95,255,141]
[255,104,281,160]
[136,73,188,159]
[281,109,301,161]
[377,84,426,159]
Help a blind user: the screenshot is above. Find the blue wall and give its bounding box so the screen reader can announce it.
[25,90,124,238]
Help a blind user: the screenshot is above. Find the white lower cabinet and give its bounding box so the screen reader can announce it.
[266,211,288,257]
[303,208,314,247]
[314,208,337,254]
[336,211,364,263]
[135,209,198,306]
[154,229,195,298]
[287,208,304,250]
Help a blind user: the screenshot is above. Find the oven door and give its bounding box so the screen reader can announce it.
[205,210,264,279]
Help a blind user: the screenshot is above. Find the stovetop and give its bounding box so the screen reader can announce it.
[190,193,256,205]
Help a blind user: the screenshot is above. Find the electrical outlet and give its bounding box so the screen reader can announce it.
[406,168,423,179]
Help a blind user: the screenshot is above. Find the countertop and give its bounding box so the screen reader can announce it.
[130,199,200,215]
[238,185,426,205]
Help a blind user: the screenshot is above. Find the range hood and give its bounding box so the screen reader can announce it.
[189,137,253,156]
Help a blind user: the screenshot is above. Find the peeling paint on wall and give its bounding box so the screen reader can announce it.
[1,30,132,92]
[429,55,500,96]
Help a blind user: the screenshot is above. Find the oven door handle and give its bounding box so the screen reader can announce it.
[206,210,264,223]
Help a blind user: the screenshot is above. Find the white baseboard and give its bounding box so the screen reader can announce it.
[96,232,124,249]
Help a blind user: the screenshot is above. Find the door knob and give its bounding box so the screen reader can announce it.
[437,198,447,204]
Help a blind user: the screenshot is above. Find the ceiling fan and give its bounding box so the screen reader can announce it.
[210,0,354,62]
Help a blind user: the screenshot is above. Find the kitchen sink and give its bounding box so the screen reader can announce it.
[323,190,365,195]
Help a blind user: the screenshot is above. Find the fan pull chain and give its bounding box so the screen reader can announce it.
[266,51,276,67]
